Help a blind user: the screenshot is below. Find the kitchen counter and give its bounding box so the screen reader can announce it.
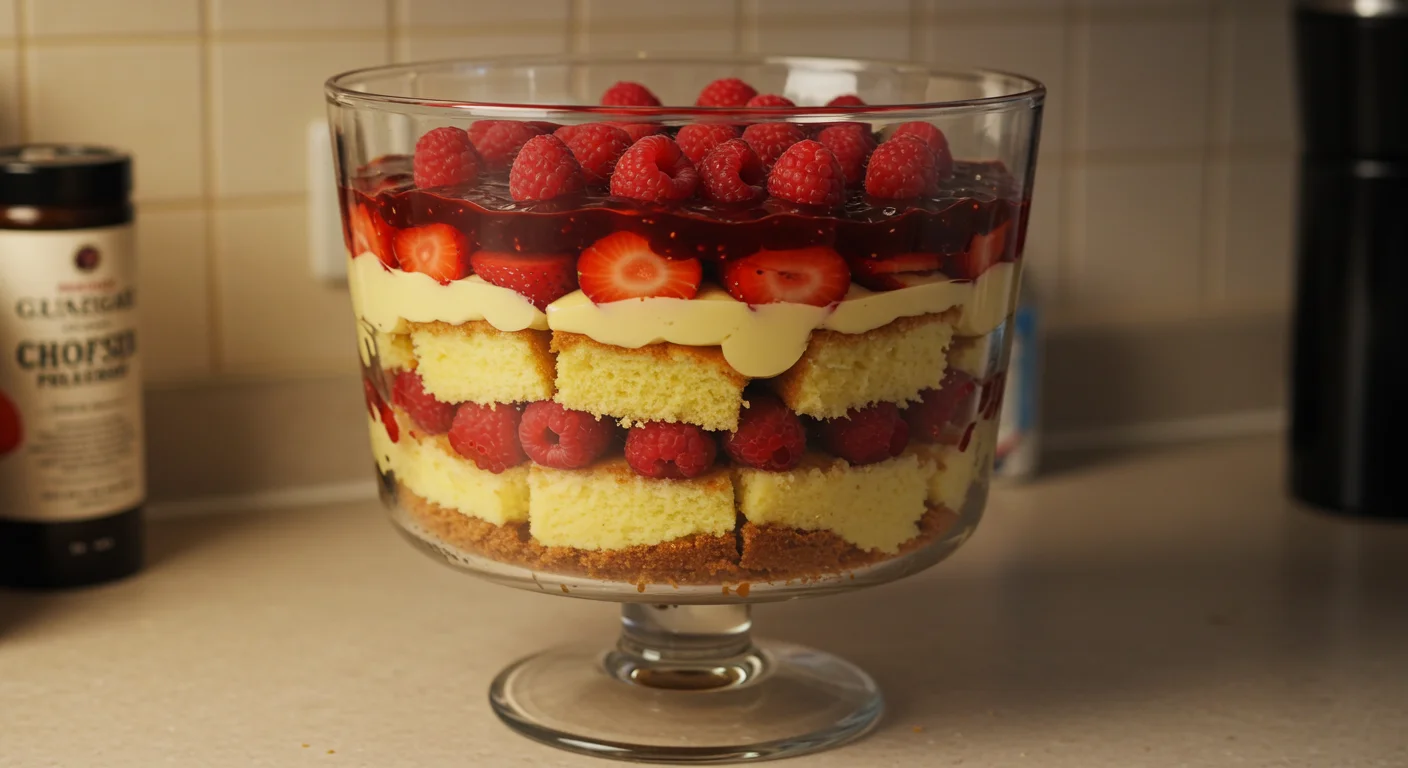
[2,436,1405,767]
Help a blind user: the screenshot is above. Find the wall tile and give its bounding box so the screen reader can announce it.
[214,204,357,375]
[0,46,18,144]
[27,44,203,201]
[1023,162,1063,297]
[393,32,566,62]
[751,0,909,18]
[212,40,385,198]
[394,0,569,28]
[1225,9,1295,149]
[1067,161,1204,310]
[0,0,13,37]
[927,20,1067,157]
[137,208,211,381]
[1221,158,1295,308]
[754,24,910,61]
[579,0,736,54]
[1078,18,1211,153]
[210,0,387,32]
[25,0,198,36]
[932,0,1064,10]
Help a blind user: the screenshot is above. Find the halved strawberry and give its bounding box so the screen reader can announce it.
[577,231,702,304]
[849,252,943,291]
[468,251,577,310]
[349,203,395,268]
[721,247,851,306]
[392,223,469,284]
[948,222,1012,279]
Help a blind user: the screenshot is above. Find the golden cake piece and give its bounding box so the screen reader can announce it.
[528,459,736,550]
[374,330,416,371]
[376,415,531,525]
[769,313,955,419]
[409,320,554,405]
[551,332,747,431]
[734,452,930,553]
[910,444,976,512]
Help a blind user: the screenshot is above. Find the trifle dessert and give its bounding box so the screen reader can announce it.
[341,75,1027,593]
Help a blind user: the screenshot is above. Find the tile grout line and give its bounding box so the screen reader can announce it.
[13,0,28,141]
[199,0,222,376]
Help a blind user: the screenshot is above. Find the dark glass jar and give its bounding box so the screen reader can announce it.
[0,145,144,588]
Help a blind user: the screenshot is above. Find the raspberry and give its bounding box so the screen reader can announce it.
[818,402,909,465]
[392,370,456,434]
[413,126,481,189]
[863,136,938,199]
[676,123,740,166]
[817,123,876,187]
[509,134,585,202]
[448,402,526,473]
[467,120,542,171]
[609,135,699,203]
[767,139,845,208]
[892,121,954,179]
[601,81,661,107]
[741,122,805,170]
[518,401,614,469]
[696,77,758,107]
[826,94,865,107]
[363,376,398,443]
[724,393,806,471]
[612,122,665,144]
[698,139,765,204]
[554,123,632,184]
[624,421,718,479]
[903,370,979,444]
[745,93,795,108]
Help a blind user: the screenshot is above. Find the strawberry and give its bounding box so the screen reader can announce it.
[721,246,850,306]
[849,252,943,291]
[468,251,577,310]
[601,81,661,107]
[948,222,1011,279]
[349,203,395,268]
[696,77,758,107]
[392,223,469,283]
[577,231,702,303]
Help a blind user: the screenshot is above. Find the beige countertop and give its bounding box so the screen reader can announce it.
[2,436,1405,767]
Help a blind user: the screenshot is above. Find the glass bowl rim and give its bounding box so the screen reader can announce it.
[324,53,1046,121]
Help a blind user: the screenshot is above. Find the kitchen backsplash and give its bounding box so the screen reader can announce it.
[0,0,1296,503]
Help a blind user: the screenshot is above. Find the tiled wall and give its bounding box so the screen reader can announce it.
[0,0,1297,499]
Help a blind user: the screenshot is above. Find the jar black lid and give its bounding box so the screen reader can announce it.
[0,145,132,207]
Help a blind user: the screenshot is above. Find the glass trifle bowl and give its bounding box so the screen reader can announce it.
[326,55,1042,763]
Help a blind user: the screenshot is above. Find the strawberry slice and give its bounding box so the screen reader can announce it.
[948,222,1012,279]
[468,251,577,310]
[722,246,851,306]
[392,223,469,284]
[849,252,942,291]
[577,232,702,303]
[349,203,395,268]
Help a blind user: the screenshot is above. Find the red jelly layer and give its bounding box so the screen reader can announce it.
[342,155,1030,269]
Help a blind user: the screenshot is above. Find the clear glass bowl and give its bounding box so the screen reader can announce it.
[327,55,1042,763]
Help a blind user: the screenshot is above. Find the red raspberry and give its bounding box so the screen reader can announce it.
[698,139,765,204]
[610,135,699,203]
[745,93,795,108]
[601,81,661,107]
[903,370,979,444]
[363,376,398,443]
[624,421,718,479]
[448,402,526,474]
[817,123,876,187]
[554,123,632,184]
[612,122,665,144]
[826,94,865,107]
[509,134,585,202]
[864,136,938,199]
[518,401,614,469]
[741,122,805,170]
[818,402,909,465]
[676,123,739,166]
[696,77,758,107]
[767,139,845,208]
[724,393,806,471]
[413,126,481,189]
[467,120,542,171]
[892,121,954,179]
[392,370,457,435]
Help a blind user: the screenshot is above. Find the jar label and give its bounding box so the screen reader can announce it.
[0,226,145,522]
